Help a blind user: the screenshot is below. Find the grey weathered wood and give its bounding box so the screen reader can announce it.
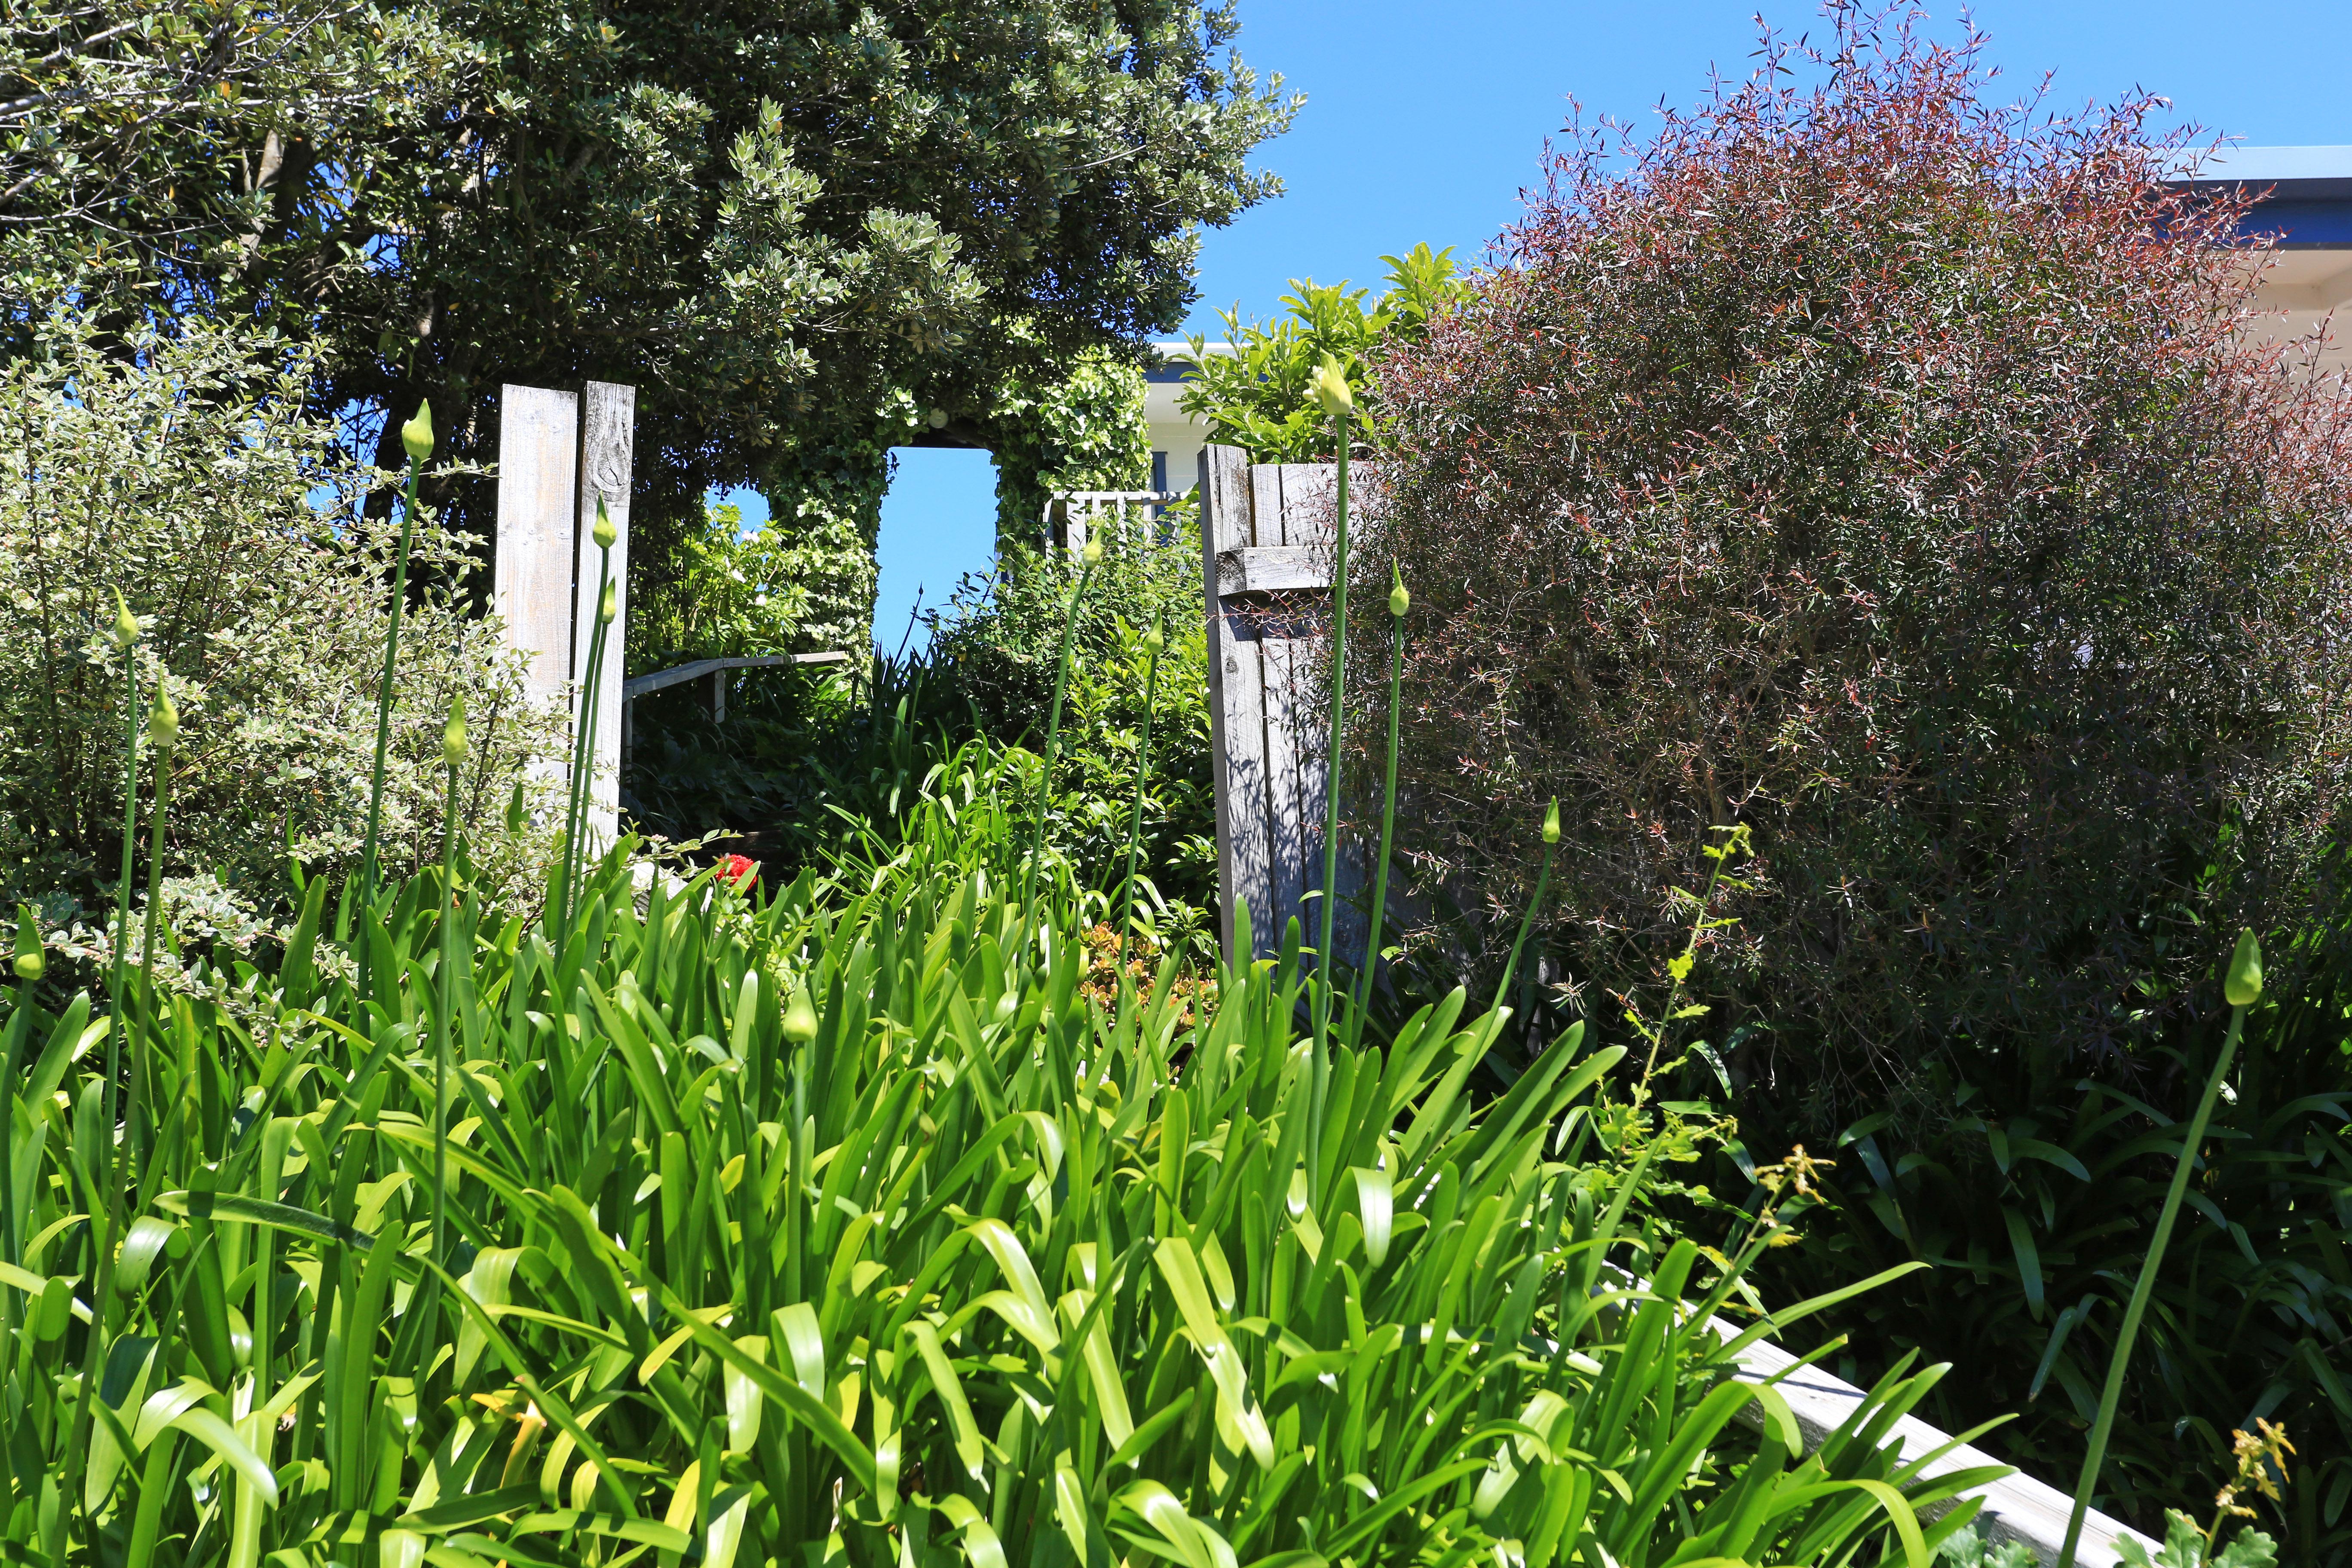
[494,386,581,715]
[1274,463,1336,549]
[1202,446,1273,962]
[1207,453,1357,967]
[572,382,634,843]
[1268,462,1349,967]
[1261,633,1313,944]
[1216,546,1332,596]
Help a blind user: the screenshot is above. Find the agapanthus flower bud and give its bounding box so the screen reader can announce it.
[1082,535,1103,567]
[1145,624,1166,655]
[1542,799,1560,845]
[147,687,178,750]
[782,986,819,1044]
[12,906,43,983]
[442,695,469,766]
[401,399,434,463]
[111,590,141,650]
[1389,567,1409,619]
[505,778,528,833]
[593,495,617,551]
[2225,928,2263,1008]
[1310,354,1356,420]
[599,579,618,625]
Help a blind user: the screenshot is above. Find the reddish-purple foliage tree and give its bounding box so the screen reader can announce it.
[1361,7,2352,1121]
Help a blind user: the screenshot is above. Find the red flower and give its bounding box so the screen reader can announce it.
[714,853,759,891]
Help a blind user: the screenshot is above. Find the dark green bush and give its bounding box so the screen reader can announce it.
[1748,949,2352,1564]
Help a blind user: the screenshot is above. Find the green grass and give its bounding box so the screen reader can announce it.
[0,752,1984,1567]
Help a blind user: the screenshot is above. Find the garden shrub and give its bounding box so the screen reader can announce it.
[1180,241,1469,462]
[923,514,1218,933]
[986,345,1152,545]
[1757,945,2352,1561]
[0,308,564,953]
[1362,12,2352,1124]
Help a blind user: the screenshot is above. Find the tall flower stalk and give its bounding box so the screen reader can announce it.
[2058,931,2265,1568]
[431,699,466,1302]
[1305,354,1355,1204]
[127,686,177,1180]
[1115,617,1168,961]
[557,500,618,943]
[101,591,141,1100]
[359,401,435,919]
[1493,799,1561,1015]
[61,594,150,1550]
[1348,569,1409,1048]
[1019,534,1102,939]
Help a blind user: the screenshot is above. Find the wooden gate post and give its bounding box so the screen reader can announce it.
[494,381,634,843]
[1200,445,1362,968]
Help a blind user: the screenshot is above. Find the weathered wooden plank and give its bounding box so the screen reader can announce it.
[1274,462,1337,549]
[1272,462,1338,969]
[1261,631,1313,950]
[1202,446,1273,962]
[573,381,634,843]
[493,386,580,715]
[1216,546,1332,596]
[1248,462,1283,551]
[1718,1327,2150,1568]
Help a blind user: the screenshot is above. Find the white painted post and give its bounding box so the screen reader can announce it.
[495,381,633,842]
[493,386,581,715]
[573,382,634,844]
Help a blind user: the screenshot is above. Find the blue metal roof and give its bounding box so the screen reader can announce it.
[2168,147,2352,248]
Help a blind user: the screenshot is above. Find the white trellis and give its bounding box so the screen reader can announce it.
[1044,489,1186,556]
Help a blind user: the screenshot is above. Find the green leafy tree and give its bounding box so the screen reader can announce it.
[629,499,830,670]
[1179,241,1469,462]
[988,345,1152,545]
[4,0,1298,641]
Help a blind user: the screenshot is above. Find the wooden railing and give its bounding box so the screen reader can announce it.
[619,650,852,766]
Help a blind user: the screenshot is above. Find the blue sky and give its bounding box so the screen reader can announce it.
[745,0,2352,649]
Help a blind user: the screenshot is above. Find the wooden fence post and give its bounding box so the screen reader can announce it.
[494,381,633,843]
[1200,447,1368,970]
[575,382,634,843]
[493,386,580,715]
